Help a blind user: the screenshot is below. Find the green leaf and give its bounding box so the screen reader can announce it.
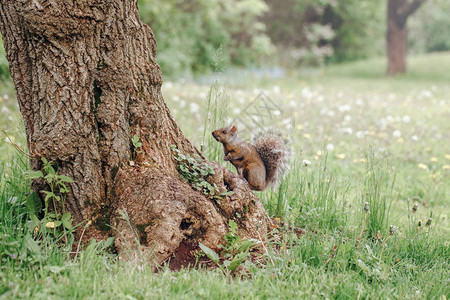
[24,170,44,180]
[58,175,74,183]
[25,234,41,255]
[61,212,73,230]
[236,240,254,253]
[199,243,219,264]
[43,191,55,202]
[26,192,42,215]
[228,220,238,233]
[43,163,56,175]
[226,252,248,272]
[101,237,115,250]
[220,191,235,197]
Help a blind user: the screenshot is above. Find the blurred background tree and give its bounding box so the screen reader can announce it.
[386,0,427,76]
[0,0,448,79]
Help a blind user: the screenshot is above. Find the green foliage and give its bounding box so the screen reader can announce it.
[23,157,74,238]
[0,36,9,80]
[409,0,450,54]
[263,0,385,66]
[171,145,219,197]
[138,0,273,77]
[131,134,143,156]
[199,220,258,273]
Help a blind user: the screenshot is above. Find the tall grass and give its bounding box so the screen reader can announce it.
[201,80,230,163]
[260,153,349,231]
[361,150,396,238]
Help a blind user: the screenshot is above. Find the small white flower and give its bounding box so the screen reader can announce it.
[393,130,401,138]
[411,135,419,141]
[303,159,311,167]
[402,115,411,123]
[344,115,352,122]
[274,110,281,116]
[342,127,353,135]
[302,87,313,99]
[273,85,281,94]
[420,90,432,98]
[338,104,351,112]
[326,144,334,151]
[356,131,365,139]
[233,108,241,115]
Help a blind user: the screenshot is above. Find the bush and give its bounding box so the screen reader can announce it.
[409,0,450,54]
[262,0,385,66]
[138,0,274,78]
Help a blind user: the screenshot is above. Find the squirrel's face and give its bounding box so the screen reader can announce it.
[212,126,236,142]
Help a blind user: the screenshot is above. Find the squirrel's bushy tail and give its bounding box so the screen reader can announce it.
[252,129,290,188]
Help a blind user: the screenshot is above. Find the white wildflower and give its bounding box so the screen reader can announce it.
[342,127,353,135]
[393,130,401,138]
[356,131,365,139]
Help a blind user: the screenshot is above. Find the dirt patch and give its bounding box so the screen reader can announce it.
[168,239,199,271]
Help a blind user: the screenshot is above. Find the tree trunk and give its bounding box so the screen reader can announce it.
[386,15,407,75]
[386,0,427,76]
[0,0,270,267]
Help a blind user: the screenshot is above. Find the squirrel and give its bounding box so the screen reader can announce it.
[212,125,290,191]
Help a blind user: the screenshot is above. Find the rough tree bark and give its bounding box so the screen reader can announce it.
[386,0,427,76]
[0,0,271,267]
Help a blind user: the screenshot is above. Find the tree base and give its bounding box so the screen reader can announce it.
[111,162,272,265]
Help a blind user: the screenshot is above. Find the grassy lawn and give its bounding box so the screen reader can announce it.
[1,53,449,299]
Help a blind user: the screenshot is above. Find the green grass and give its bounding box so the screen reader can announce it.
[1,52,449,299]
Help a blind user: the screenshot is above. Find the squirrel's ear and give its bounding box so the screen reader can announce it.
[230,125,237,133]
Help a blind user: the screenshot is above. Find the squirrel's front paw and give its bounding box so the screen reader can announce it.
[223,155,230,161]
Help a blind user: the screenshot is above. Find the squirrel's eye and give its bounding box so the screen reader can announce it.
[222,130,226,134]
